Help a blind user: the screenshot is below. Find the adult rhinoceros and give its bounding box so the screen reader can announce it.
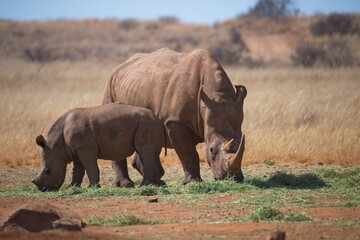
[102,48,247,186]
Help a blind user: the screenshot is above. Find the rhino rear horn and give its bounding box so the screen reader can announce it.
[235,85,247,103]
[36,135,47,148]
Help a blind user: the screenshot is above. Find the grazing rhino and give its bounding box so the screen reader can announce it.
[103,48,247,186]
[32,103,165,191]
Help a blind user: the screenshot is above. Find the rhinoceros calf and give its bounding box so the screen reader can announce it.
[32,103,165,191]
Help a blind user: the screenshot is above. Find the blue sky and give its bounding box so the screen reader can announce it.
[0,0,359,24]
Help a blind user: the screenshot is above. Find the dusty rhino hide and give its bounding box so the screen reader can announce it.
[1,202,85,232]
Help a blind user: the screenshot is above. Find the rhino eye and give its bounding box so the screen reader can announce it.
[210,147,217,159]
[44,168,50,174]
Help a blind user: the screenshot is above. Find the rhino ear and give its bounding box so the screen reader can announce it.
[235,85,247,103]
[36,135,47,148]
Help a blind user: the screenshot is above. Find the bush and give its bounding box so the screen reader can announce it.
[209,27,248,66]
[292,42,325,67]
[310,14,360,36]
[292,38,355,68]
[23,45,58,63]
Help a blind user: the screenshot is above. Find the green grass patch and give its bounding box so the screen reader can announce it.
[337,219,360,227]
[316,167,360,189]
[246,206,283,222]
[185,179,255,194]
[1,167,359,211]
[263,159,276,166]
[243,206,312,223]
[85,212,155,227]
[284,212,312,222]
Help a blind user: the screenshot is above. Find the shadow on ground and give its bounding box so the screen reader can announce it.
[248,172,327,189]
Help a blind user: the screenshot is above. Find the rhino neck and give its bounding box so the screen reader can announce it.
[47,112,73,164]
[197,82,205,142]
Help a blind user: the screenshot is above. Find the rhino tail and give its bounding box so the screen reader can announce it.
[102,72,116,104]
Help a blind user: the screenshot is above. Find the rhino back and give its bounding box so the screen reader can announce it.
[104,48,236,138]
[63,104,145,160]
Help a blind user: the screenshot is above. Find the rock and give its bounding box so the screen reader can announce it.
[266,230,286,240]
[1,202,85,232]
[148,197,158,203]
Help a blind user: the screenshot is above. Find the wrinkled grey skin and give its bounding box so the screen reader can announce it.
[102,48,247,186]
[32,103,165,191]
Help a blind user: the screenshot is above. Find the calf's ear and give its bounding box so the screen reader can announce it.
[36,135,47,148]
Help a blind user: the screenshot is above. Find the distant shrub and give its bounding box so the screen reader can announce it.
[310,14,360,36]
[118,19,139,31]
[209,27,248,66]
[158,16,179,24]
[292,38,355,68]
[322,38,355,67]
[292,43,325,67]
[23,45,57,63]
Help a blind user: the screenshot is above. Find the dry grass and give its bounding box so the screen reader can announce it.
[228,67,360,166]
[0,59,359,169]
[0,60,113,168]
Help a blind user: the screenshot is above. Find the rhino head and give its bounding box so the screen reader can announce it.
[200,85,247,181]
[32,135,67,191]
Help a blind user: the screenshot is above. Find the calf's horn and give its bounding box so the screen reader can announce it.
[227,134,245,173]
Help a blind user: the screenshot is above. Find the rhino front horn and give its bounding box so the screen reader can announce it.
[227,135,245,173]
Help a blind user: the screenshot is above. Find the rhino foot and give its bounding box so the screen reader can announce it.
[112,179,135,188]
[159,180,167,187]
[88,183,101,188]
[140,179,167,187]
[69,182,82,188]
[182,176,202,185]
[234,171,245,182]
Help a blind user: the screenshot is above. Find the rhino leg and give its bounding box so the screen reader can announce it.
[166,121,202,185]
[135,122,165,186]
[131,153,144,176]
[132,153,167,186]
[70,160,85,187]
[138,154,164,186]
[111,160,135,188]
[234,169,244,182]
[76,148,101,188]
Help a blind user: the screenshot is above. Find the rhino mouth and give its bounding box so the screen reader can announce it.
[214,173,231,181]
[32,181,59,192]
[39,186,59,192]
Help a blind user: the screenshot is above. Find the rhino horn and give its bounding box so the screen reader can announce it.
[223,139,235,152]
[227,134,245,173]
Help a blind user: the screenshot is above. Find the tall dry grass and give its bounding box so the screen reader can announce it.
[228,67,360,166]
[0,60,359,169]
[0,60,113,168]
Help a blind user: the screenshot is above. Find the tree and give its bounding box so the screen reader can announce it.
[245,0,299,18]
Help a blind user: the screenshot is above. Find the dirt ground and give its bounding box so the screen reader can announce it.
[1,197,360,240]
[0,164,359,240]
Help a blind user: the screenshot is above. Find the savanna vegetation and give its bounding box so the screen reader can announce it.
[0,13,359,168]
[0,2,359,238]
